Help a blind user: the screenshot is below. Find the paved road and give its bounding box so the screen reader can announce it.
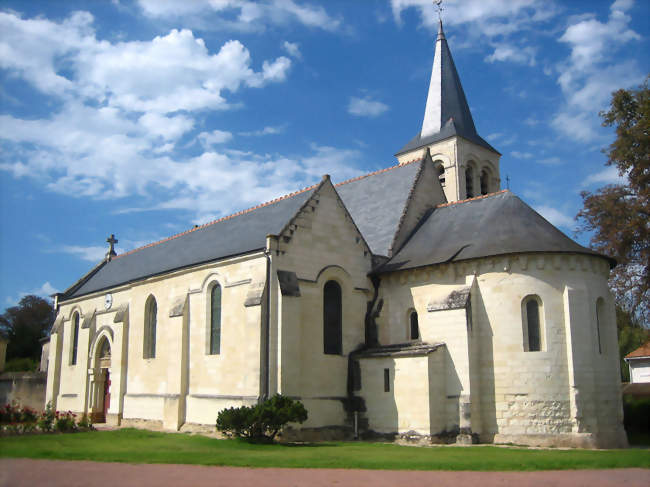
[1,459,649,486]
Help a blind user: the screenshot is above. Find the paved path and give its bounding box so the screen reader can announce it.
[1,459,649,487]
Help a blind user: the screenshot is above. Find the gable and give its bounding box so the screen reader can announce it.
[389,155,447,256]
[336,160,423,257]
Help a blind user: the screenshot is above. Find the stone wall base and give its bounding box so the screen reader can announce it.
[120,417,164,430]
[179,422,220,436]
[492,431,628,449]
[106,413,122,427]
[279,425,352,442]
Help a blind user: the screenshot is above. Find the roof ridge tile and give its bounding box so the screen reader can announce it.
[113,158,425,261]
[114,182,320,260]
[335,157,423,188]
[435,189,508,209]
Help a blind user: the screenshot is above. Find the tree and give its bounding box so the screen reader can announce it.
[0,295,55,361]
[577,78,649,323]
[616,306,649,382]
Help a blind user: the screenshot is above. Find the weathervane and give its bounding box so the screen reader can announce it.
[434,0,444,21]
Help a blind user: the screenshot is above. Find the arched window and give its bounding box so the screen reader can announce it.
[480,169,490,195]
[596,298,605,354]
[434,161,445,186]
[465,166,474,198]
[70,312,79,365]
[522,296,542,352]
[209,283,222,355]
[409,310,419,340]
[323,280,342,355]
[143,295,157,359]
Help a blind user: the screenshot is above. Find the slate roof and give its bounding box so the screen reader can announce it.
[380,190,613,273]
[65,185,318,299]
[62,159,427,300]
[336,159,423,256]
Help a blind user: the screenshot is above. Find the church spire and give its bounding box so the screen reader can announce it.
[395,12,499,158]
[421,18,477,139]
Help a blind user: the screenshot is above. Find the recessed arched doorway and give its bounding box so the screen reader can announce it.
[89,335,112,423]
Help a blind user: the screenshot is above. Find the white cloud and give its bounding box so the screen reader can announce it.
[146,144,365,224]
[391,0,553,29]
[198,130,233,147]
[239,125,286,137]
[486,132,503,141]
[137,0,341,32]
[5,281,59,306]
[552,1,643,142]
[60,245,107,262]
[138,113,194,141]
[0,13,291,114]
[0,11,299,205]
[582,166,626,187]
[390,0,555,65]
[348,96,389,118]
[485,44,536,66]
[534,205,574,229]
[537,156,562,165]
[283,41,302,59]
[510,151,533,159]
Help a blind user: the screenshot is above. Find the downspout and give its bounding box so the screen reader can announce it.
[262,235,276,401]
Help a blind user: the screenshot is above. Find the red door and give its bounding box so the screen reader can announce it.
[103,370,111,415]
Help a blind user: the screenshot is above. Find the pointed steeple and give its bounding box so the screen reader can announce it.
[396,19,499,157]
[421,20,476,138]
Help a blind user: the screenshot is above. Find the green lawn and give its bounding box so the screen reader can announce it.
[1,429,649,471]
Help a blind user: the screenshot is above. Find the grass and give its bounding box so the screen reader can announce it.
[1,429,649,471]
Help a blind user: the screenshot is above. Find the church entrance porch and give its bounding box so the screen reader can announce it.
[88,336,111,423]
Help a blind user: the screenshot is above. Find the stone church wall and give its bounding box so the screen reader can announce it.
[49,252,267,430]
[377,252,626,448]
[270,181,373,432]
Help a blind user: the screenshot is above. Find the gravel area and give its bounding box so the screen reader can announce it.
[1,458,649,487]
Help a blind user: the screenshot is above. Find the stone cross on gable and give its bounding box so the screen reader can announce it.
[106,234,118,260]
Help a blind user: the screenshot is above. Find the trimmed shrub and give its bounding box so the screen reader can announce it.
[216,394,308,440]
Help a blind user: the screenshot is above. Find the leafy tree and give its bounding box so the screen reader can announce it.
[0,295,54,361]
[616,306,649,382]
[577,78,649,323]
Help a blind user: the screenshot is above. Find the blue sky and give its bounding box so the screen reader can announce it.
[1,0,648,308]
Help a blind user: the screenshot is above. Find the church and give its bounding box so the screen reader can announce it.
[45,20,627,448]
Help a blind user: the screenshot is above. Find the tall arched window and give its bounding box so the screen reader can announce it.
[70,312,79,365]
[323,280,342,355]
[409,310,419,340]
[434,161,445,186]
[465,166,474,198]
[596,298,605,354]
[143,295,157,359]
[209,283,222,355]
[522,296,542,352]
[480,169,490,195]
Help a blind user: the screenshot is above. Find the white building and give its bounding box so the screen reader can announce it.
[45,20,627,448]
[625,341,650,384]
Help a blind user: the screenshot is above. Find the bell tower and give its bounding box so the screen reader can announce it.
[396,18,501,202]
